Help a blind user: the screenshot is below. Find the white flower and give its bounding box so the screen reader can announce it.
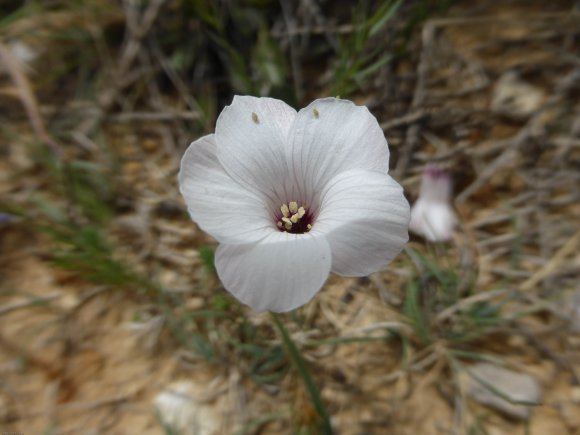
[179,96,410,312]
[409,164,457,242]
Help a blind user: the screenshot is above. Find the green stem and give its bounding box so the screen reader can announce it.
[271,313,333,434]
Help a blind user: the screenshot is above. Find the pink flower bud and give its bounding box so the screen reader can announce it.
[409,164,457,242]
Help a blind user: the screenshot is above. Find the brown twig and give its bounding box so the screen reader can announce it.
[0,293,61,316]
[520,229,580,292]
[394,21,434,179]
[457,68,580,203]
[380,110,429,131]
[0,332,75,402]
[88,0,166,133]
[0,41,62,156]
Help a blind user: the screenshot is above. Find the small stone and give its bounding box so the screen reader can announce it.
[461,363,542,420]
[185,296,205,310]
[10,144,34,171]
[571,386,580,403]
[568,336,580,348]
[560,402,580,430]
[123,161,142,176]
[142,138,159,152]
[563,290,580,333]
[0,394,18,423]
[153,381,219,435]
[491,71,545,120]
[507,334,526,348]
[59,292,80,310]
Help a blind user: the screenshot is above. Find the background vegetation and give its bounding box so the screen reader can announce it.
[0,1,578,434]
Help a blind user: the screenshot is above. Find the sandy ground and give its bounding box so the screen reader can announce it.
[1,1,579,434]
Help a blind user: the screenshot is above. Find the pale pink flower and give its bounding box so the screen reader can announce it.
[409,164,457,242]
[179,96,410,312]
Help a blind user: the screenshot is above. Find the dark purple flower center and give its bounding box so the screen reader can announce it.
[275,201,314,234]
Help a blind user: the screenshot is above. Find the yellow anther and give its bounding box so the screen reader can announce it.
[277,202,310,233]
[281,203,289,218]
[306,224,312,230]
[313,108,320,118]
[252,112,259,124]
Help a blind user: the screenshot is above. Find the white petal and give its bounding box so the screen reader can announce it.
[215,233,332,312]
[419,164,453,202]
[313,169,409,276]
[215,96,297,202]
[178,134,273,244]
[287,98,390,202]
[409,199,457,242]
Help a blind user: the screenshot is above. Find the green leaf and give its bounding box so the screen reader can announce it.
[199,245,216,274]
[368,0,403,37]
[403,280,432,344]
[271,313,333,434]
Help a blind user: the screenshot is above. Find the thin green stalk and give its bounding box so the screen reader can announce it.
[271,313,333,435]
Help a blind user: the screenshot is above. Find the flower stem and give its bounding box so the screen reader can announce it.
[271,312,333,434]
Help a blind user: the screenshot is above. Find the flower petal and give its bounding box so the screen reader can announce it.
[215,233,332,312]
[313,169,409,276]
[178,134,273,244]
[215,95,297,201]
[287,98,390,203]
[409,199,457,242]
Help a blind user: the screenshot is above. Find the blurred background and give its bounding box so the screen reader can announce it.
[0,0,579,434]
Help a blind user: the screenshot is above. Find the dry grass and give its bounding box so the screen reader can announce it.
[0,1,579,434]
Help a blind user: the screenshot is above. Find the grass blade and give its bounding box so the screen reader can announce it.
[271,313,333,435]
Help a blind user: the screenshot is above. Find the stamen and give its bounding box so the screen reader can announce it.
[276,201,313,234]
[281,215,293,231]
[281,203,289,218]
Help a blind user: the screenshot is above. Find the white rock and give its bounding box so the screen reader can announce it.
[491,71,545,119]
[153,380,219,435]
[462,363,542,420]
